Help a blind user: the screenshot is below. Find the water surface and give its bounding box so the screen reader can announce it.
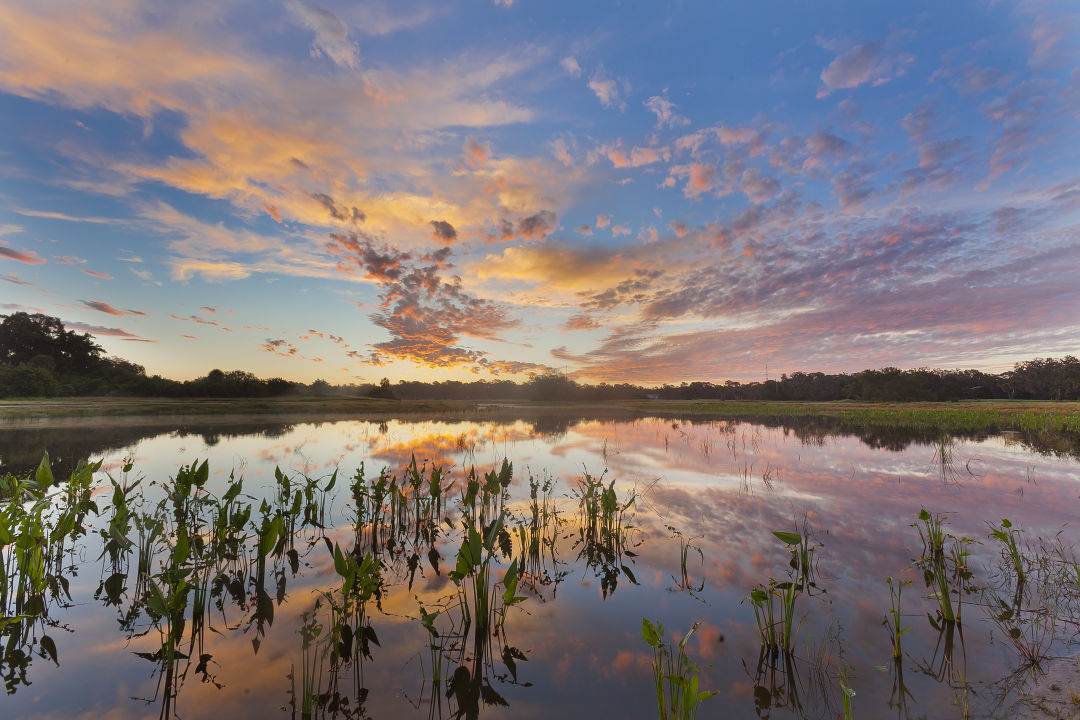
[2,414,1078,719]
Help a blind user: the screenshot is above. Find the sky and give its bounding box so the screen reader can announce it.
[1,0,1078,385]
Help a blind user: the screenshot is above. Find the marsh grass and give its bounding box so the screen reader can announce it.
[646,401,1080,434]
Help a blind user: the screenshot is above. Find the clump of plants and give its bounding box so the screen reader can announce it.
[641,618,717,720]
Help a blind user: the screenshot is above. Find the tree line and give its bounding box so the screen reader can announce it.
[1,312,1078,401]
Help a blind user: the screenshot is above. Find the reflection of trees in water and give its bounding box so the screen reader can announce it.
[675,415,1080,461]
[0,422,299,478]
[3,410,1077,480]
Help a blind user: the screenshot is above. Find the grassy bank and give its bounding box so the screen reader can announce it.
[0,395,475,420]
[2,396,1078,434]
[632,399,1080,433]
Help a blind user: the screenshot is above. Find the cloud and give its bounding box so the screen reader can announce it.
[463,136,489,168]
[65,321,153,342]
[83,269,114,279]
[644,93,689,129]
[0,3,556,256]
[929,64,1006,95]
[667,163,718,197]
[287,1,360,69]
[560,56,582,78]
[564,314,600,331]
[14,208,116,224]
[430,220,458,244]
[517,210,557,240]
[328,234,547,375]
[310,193,366,225]
[817,41,914,98]
[262,338,300,357]
[0,244,46,264]
[588,66,629,110]
[739,168,780,203]
[81,300,148,317]
[1,273,32,286]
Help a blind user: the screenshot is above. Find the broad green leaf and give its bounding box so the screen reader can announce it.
[772,531,801,546]
[35,452,54,488]
[642,617,661,647]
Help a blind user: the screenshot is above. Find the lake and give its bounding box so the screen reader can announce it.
[1,411,1078,719]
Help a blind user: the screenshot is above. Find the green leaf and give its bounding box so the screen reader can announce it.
[333,544,349,578]
[35,452,54,488]
[502,560,519,605]
[772,531,801,546]
[173,529,190,566]
[642,618,661,647]
[194,459,209,488]
[147,581,168,616]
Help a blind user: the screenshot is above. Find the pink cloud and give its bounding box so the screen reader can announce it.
[463,136,489,169]
[81,300,148,317]
[817,41,914,98]
[0,244,45,264]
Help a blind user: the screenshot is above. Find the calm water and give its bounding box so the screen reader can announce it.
[2,414,1079,719]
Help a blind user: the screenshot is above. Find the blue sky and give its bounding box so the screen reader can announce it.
[1,0,1078,384]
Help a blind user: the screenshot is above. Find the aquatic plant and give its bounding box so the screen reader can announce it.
[914,509,974,626]
[746,519,821,655]
[883,576,911,658]
[573,472,640,598]
[837,663,855,720]
[641,618,717,720]
[988,518,1024,589]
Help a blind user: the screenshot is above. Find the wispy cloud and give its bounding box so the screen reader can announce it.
[65,321,155,343]
[81,300,147,317]
[817,40,914,98]
[0,244,45,264]
[286,1,360,69]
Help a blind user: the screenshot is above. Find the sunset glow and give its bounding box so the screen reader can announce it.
[1,0,1078,383]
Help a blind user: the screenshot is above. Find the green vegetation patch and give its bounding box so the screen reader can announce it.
[636,401,1080,434]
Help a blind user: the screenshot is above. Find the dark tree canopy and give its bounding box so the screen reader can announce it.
[0,312,104,373]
